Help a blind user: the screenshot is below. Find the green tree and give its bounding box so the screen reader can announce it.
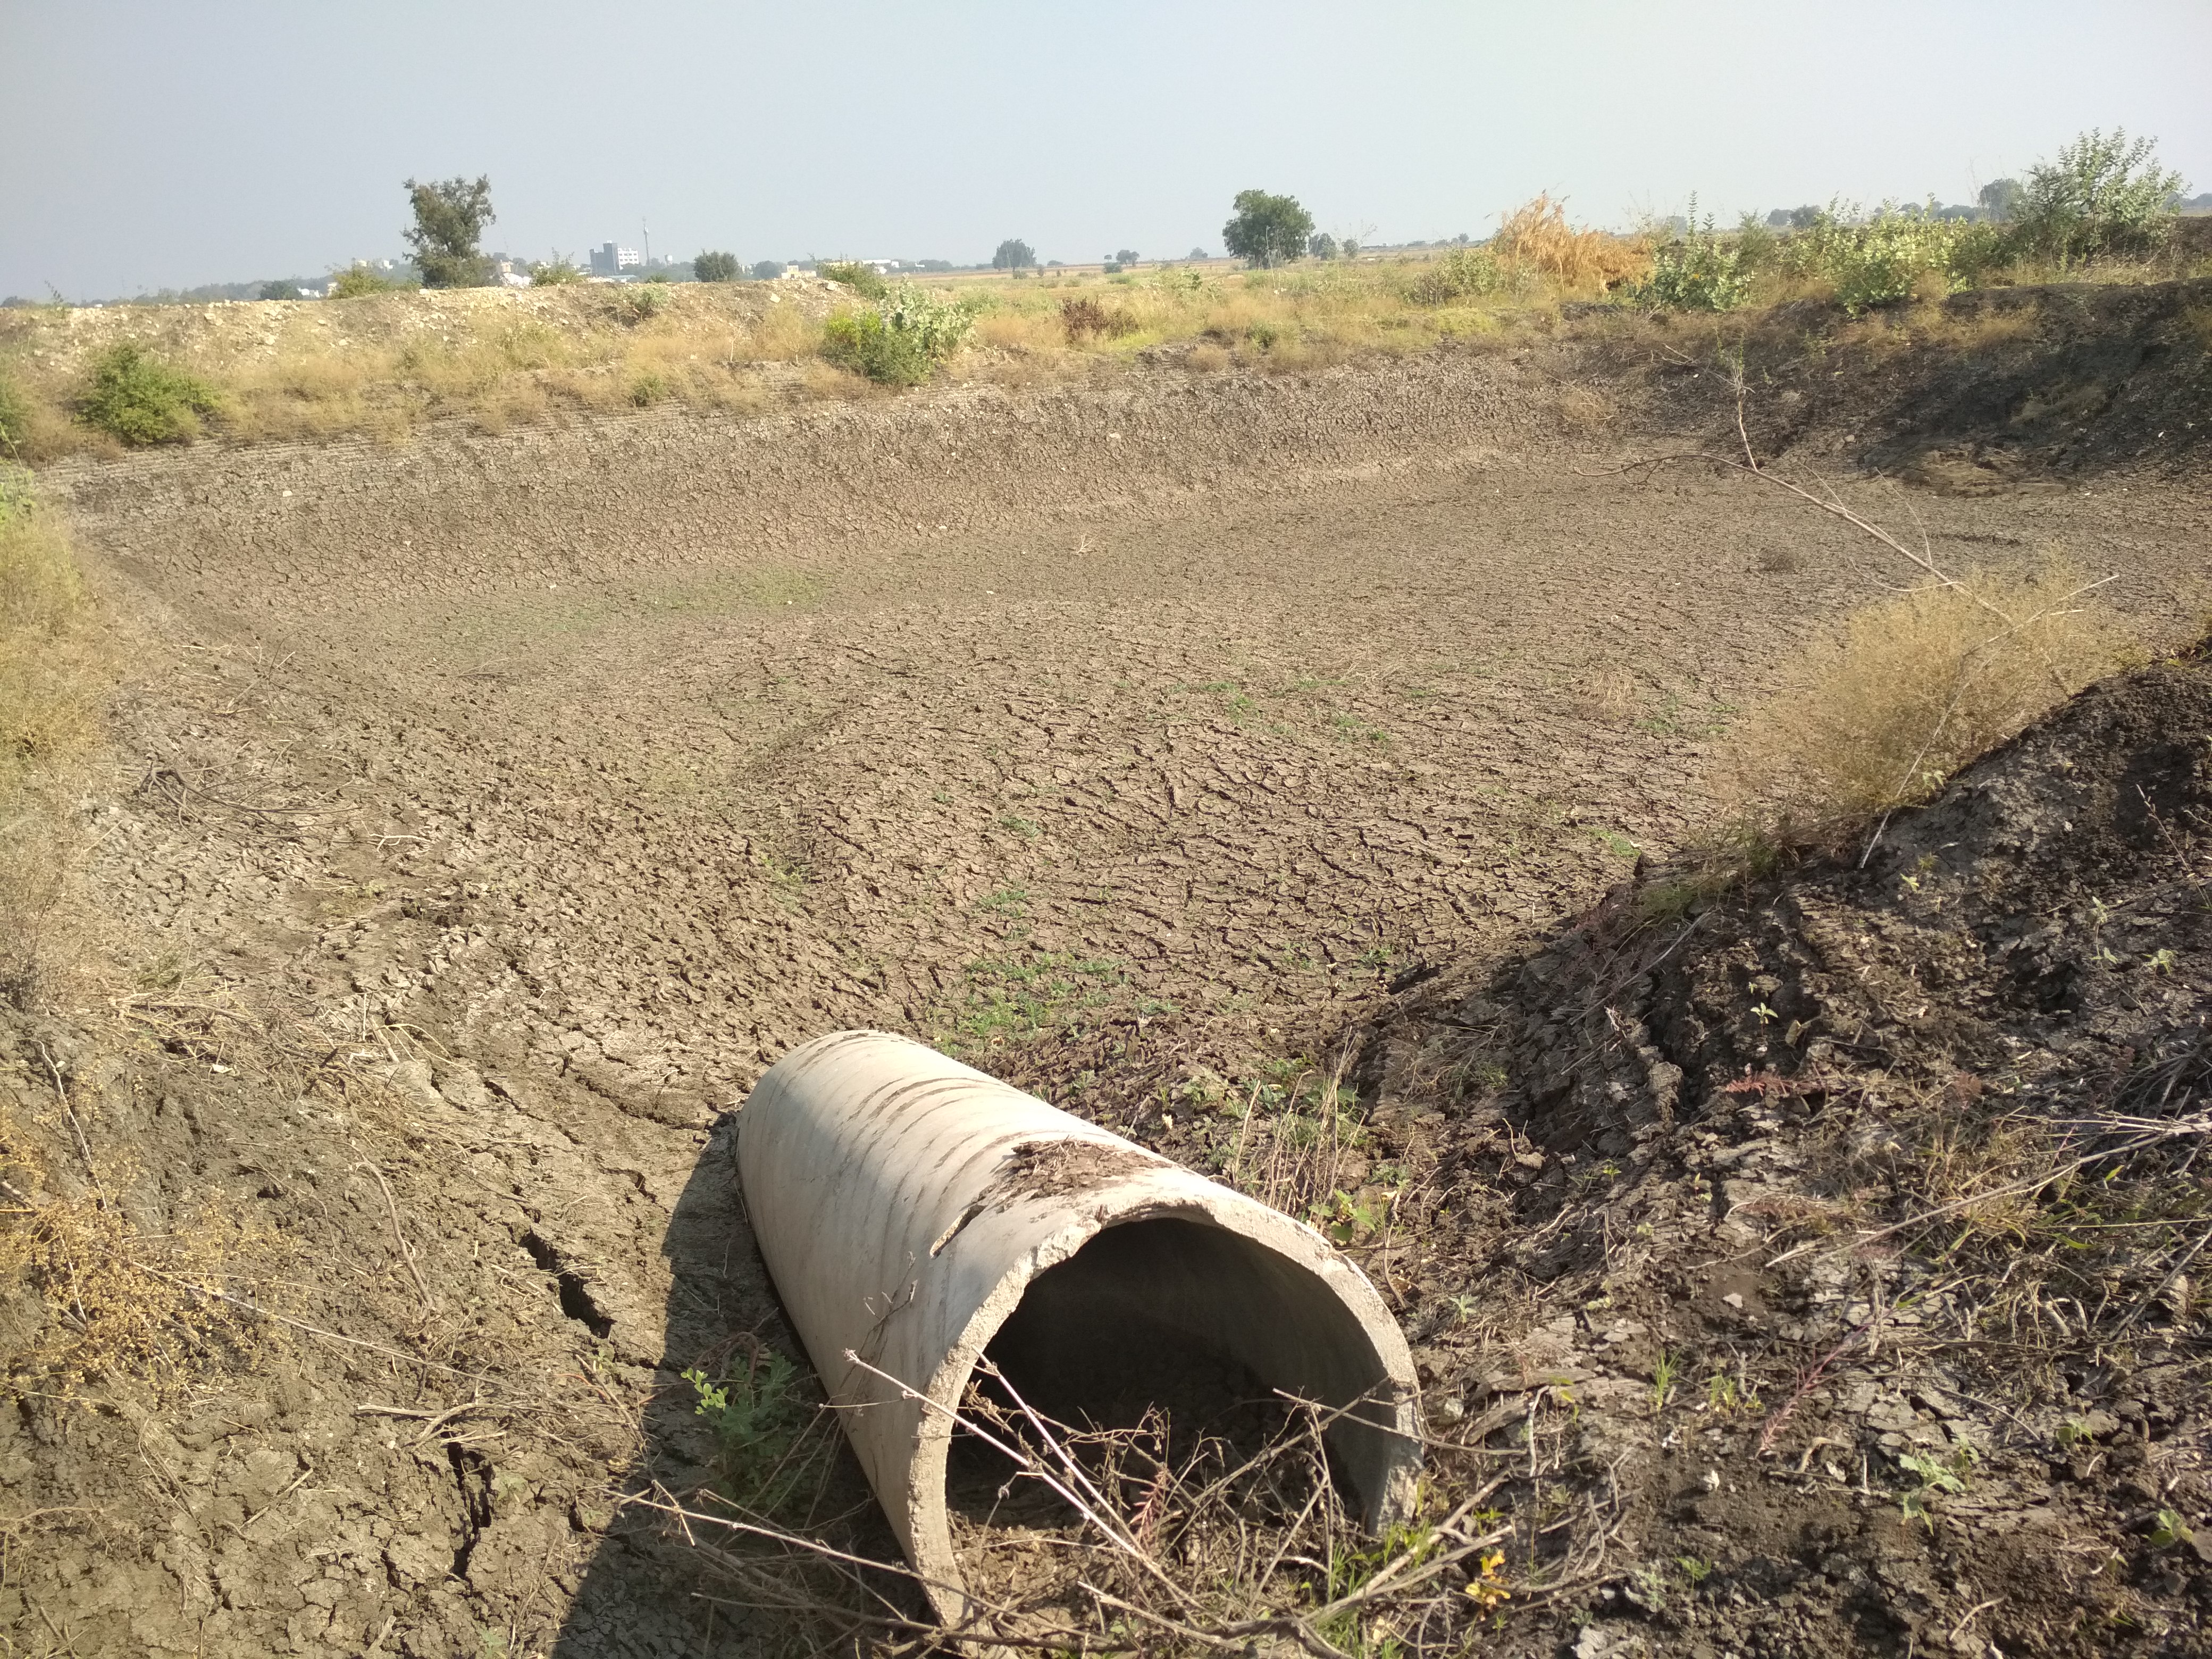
[1977,178,2023,221]
[257,280,296,301]
[2016,130,2184,263]
[403,175,496,288]
[751,259,785,280]
[526,255,583,286]
[1222,190,1315,269]
[992,238,1036,271]
[694,250,740,282]
[1308,232,1338,261]
[1114,247,1138,265]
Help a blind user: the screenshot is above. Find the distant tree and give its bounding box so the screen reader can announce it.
[2016,129,2184,262]
[694,250,740,282]
[1977,178,2024,221]
[1114,248,1138,265]
[257,280,296,301]
[751,259,786,280]
[1308,232,1338,261]
[1188,246,1209,261]
[1340,239,1360,259]
[1767,205,1824,231]
[1222,190,1314,269]
[992,238,1036,271]
[403,175,496,288]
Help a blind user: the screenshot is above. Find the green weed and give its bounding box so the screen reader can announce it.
[76,344,222,445]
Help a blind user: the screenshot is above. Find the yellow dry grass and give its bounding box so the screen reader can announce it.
[1492,195,1653,294]
[1725,557,2130,824]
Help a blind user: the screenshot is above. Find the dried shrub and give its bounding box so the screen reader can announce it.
[1727,557,2130,824]
[1058,296,1138,342]
[1493,194,1651,293]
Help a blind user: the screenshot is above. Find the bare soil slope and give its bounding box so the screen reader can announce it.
[3,303,2209,1656]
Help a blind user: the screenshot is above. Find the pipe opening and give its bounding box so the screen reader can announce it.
[945,1215,1404,1532]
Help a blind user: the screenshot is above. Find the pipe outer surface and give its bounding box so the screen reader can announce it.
[736,1029,1421,1621]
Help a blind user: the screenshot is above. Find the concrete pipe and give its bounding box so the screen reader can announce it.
[736,1029,1421,1621]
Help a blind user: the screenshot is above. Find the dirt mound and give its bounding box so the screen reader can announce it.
[1340,640,2212,1655]
[1692,276,2212,485]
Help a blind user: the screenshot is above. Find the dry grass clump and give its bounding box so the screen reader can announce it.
[1492,195,1652,294]
[1,473,103,1007]
[1727,557,2129,824]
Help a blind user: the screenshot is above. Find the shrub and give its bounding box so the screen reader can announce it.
[2015,128,2185,264]
[614,284,669,325]
[256,280,297,302]
[1637,205,1753,311]
[527,255,584,286]
[1728,558,2126,825]
[1407,246,1509,305]
[330,263,407,298]
[1060,296,1137,342]
[751,260,785,280]
[818,261,889,299]
[694,250,740,283]
[76,345,222,445]
[821,284,976,387]
[1780,205,2007,313]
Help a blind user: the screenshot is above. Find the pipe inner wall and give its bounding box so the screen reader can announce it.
[736,1030,1421,1620]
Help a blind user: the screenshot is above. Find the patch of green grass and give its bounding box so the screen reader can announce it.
[995,813,1042,840]
[683,1347,831,1516]
[936,949,1130,1051]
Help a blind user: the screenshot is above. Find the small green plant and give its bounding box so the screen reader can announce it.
[527,255,584,286]
[629,371,669,407]
[76,345,222,446]
[1896,1446,1974,1528]
[1316,1189,1385,1245]
[818,260,889,299]
[615,284,669,324]
[1637,201,1752,312]
[2149,1509,2195,1549]
[1650,1351,1679,1412]
[683,1348,824,1514]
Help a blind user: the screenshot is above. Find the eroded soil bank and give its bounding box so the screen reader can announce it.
[4,303,2210,1656]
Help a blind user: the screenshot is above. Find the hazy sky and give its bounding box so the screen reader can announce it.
[4,1,2209,299]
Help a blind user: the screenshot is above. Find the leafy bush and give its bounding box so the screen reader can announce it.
[1407,246,1509,305]
[1637,207,1752,312]
[613,284,669,325]
[818,260,888,299]
[526,255,584,286]
[330,263,407,298]
[820,284,976,386]
[1780,205,2007,312]
[2014,129,2185,264]
[75,345,222,445]
[694,250,740,283]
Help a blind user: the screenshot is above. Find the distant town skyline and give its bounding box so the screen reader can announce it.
[4,0,2208,301]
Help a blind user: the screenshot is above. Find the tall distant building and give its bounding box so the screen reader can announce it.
[590,243,642,276]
